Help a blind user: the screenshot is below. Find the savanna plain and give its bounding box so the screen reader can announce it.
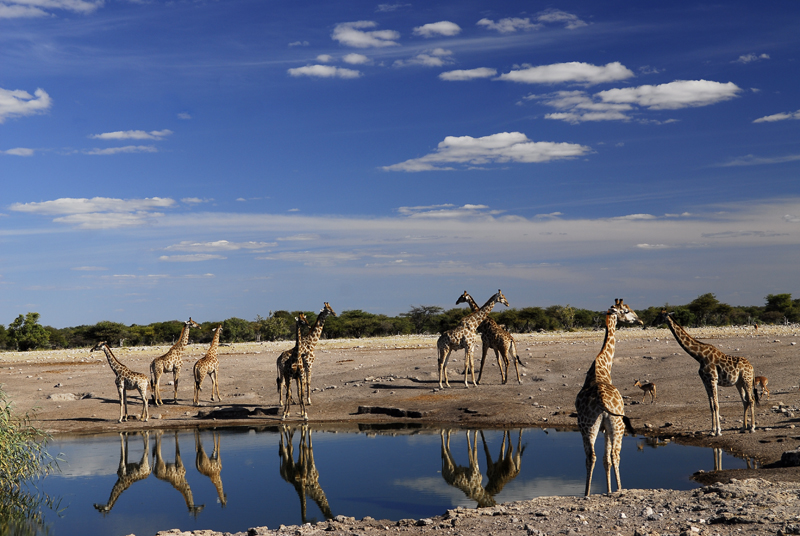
[4,324,800,536]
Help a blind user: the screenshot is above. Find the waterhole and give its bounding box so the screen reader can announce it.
[36,426,749,536]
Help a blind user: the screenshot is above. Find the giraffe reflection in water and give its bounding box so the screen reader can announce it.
[152,430,205,517]
[94,432,151,515]
[278,424,333,524]
[195,429,227,507]
[440,429,526,508]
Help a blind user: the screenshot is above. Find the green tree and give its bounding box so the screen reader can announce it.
[87,321,129,345]
[7,313,50,351]
[255,312,290,342]
[222,317,255,343]
[401,305,444,334]
[687,293,720,326]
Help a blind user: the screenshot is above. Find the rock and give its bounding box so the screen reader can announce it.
[781,449,800,467]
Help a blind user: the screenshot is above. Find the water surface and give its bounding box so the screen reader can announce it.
[37,426,748,536]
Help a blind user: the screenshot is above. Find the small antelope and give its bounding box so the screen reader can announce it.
[633,379,657,404]
[754,376,769,400]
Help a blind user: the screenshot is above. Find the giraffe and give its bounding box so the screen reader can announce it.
[633,379,657,404]
[150,317,200,406]
[278,424,333,524]
[195,429,226,507]
[481,429,526,498]
[754,376,770,400]
[437,290,509,388]
[193,325,223,406]
[440,429,496,508]
[298,302,336,406]
[456,291,524,385]
[575,299,642,496]
[278,314,310,421]
[91,341,150,423]
[94,432,151,515]
[152,430,205,516]
[652,309,758,436]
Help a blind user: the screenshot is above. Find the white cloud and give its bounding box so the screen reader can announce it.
[536,9,587,29]
[439,68,497,81]
[397,204,501,219]
[84,145,158,155]
[181,197,210,204]
[9,196,175,229]
[3,147,35,156]
[382,131,591,171]
[316,54,334,63]
[597,80,741,110]
[497,62,634,86]
[530,90,633,123]
[177,112,192,120]
[287,65,361,79]
[159,254,226,262]
[89,129,173,140]
[394,49,453,68]
[288,40,309,47]
[753,110,800,123]
[165,240,276,252]
[476,17,540,33]
[331,21,400,48]
[717,154,800,167]
[375,3,409,12]
[0,87,52,123]
[0,0,102,18]
[413,21,461,38]
[734,53,770,64]
[342,53,370,65]
[276,234,319,241]
[72,266,107,271]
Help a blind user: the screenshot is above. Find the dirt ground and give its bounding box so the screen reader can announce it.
[4,324,800,535]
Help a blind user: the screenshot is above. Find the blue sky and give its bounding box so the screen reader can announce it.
[1,0,799,328]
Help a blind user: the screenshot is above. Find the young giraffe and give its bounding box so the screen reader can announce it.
[754,376,770,400]
[150,317,200,406]
[194,429,226,507]
[94,432,151,515]
[279,314,311,421]
[575,299,642,496]
[152,430,205,517]
[456,291,524,385]
[653,309,758,436]
[193,325,223,405]
[633,379,657,404]
[437,290,509,388]
[298,302,336,406]
[91,341,150,423]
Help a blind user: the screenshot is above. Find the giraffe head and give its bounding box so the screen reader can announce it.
[186,317,200,329]
[296,312,310,328]
[90,341,108,352]
[455,291,472,306]
[320,302,337,318]
[650,308,672,328]
[494,290,509,308]
[609,298,643,326]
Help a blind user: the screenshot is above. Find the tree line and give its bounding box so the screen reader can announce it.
[0,293,798,352]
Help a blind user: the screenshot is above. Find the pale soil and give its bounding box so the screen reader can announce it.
[4,324,800,535]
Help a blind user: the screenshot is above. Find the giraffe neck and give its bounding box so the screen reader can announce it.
[583,313,616,388]
[303,311,331,350]
[464,294,479,312]
[665,315,708,363]
[294,319,304,350]
[167,322,192,357]
[465,294,500,328]
[99,344,126,376]
[207,326,222,358]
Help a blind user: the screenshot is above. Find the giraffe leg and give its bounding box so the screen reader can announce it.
[736,378,756,433]
[304,356,312,406]
[438,348,453,388]
[495,348,508,385]
[151,365,162,406]
[476,343,490,385]
[509,340,522,384]
[276,356,284,406]
[703,380,722,436]
[610,416,624,492]
[602,421,614,493]
[193,369,203,406]
[580,419,601,496]
[173,367,181,404]
[139,385,149,422]
[464,346,476,387]
[118,383,126,423]
[211,370,220,402]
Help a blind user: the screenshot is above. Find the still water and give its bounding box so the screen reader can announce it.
[36,426,748,536]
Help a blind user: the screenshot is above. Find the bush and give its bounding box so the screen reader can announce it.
[0,388,57,535]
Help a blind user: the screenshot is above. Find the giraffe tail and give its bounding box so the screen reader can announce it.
[753,384,761,406]
[510,341,525,367]
[604,408,636,436]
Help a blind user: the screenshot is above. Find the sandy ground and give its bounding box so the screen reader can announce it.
[4,324,800,535]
